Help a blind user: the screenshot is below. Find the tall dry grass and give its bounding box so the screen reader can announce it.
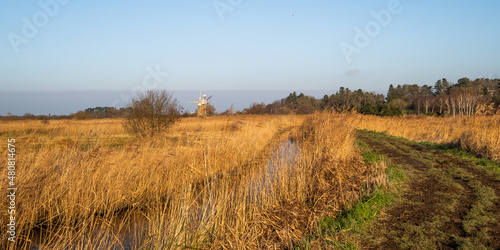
[0,113,383,249]
[348,114,500,161]
[249,112,386,247]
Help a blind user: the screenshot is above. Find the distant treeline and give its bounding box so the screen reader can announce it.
[0,106,196,121]
[242,77,500,116]
[0,107,131,121]
[2,77,499,120]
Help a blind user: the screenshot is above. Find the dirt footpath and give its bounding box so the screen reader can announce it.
[357,130,500,249]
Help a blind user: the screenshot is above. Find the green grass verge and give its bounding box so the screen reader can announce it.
[361,150,382,164]
[419,141,500,178]
[316,191,394,248]
[296,145,406,249]
[359,129,500,179]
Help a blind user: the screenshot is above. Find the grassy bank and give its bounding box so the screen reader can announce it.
[298,139,406,249]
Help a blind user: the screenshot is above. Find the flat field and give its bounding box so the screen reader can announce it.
[1,113,498,249]
[0,114,381,249]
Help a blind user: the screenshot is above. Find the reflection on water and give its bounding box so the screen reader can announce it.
[267,139,300,183]
[249,139,300,205]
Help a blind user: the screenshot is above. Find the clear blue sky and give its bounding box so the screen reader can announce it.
[1,0,499,115]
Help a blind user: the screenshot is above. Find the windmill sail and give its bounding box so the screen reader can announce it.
[189,90,210,117]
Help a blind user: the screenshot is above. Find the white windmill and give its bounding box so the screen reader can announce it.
[189,91,212,117]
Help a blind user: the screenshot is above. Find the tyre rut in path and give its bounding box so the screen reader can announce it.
[357,130,500,249]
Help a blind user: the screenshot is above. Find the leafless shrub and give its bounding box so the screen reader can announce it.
[123,90,182,136]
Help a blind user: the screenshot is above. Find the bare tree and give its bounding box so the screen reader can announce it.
[412,97,423,115]
[456,92,465,115]
[123,90,182,136]
[450,95,457,116]
[423,96,432,114]
[436,95,445,115]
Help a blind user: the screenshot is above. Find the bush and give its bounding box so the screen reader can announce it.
[38,116,50,124]
[73,111,93,120]
[123,90,182,136]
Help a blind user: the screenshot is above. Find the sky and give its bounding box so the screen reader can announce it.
[1,0,499,115]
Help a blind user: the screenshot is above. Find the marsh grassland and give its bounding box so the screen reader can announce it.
[0,113,381,249]
[1,113,499,249]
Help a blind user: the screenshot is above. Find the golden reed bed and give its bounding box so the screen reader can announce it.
[1,112,496,249]
[1,114,382,249]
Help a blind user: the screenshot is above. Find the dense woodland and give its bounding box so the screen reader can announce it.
[2,77,500,120]
[243,77,500,116]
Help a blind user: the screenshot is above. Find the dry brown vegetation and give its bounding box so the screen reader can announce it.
[348,114,500,161]
[0,113,383,249]
[1,113,497,249]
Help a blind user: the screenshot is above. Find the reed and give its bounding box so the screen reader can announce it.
[0,113,383,249]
